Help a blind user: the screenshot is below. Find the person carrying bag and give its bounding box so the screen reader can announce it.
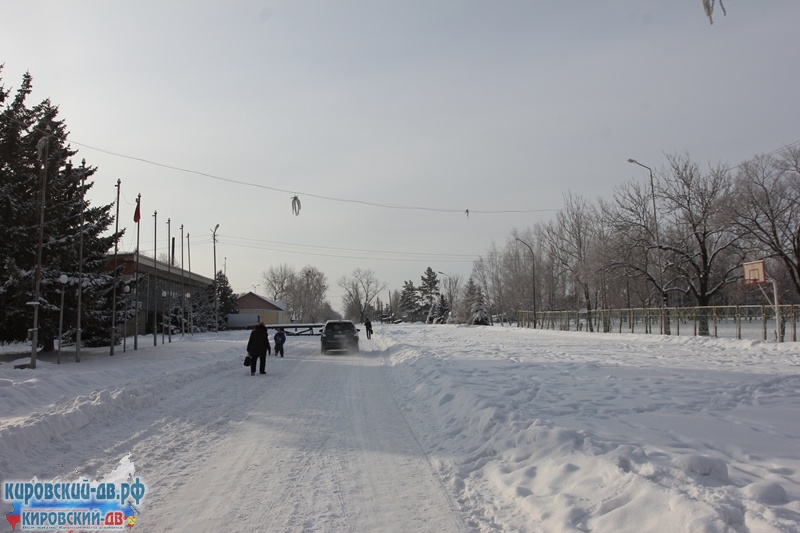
[246,322,271,375]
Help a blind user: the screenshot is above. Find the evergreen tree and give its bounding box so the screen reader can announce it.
[0,70,121,350]
[434,293,450,324]
[398,280,420,321]
[470,284,490,326]
[203,270,238,329]
[194,285,217,331]
[418,267,440,317]
[459,278,489,325]
[215,270,237,317]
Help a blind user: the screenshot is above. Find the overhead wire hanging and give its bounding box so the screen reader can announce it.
[65,139,558,216]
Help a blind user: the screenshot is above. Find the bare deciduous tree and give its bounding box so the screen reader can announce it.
[293,266,328,322]
[262,263,328,322]
[338,268,386,323]
[602,177,664,308]
[732,146,800,299]
[660,153,744,314]
[262,263,295,302]
[541,192,600,331]
[438,272,463,322]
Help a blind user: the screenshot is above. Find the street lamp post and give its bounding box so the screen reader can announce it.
[514,238,537,329]
[212,224,219,333]
[57,274,68,364]
[627,158,669,334]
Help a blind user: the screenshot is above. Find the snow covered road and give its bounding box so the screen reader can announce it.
[1,333,467,532]
[142,344,465,532]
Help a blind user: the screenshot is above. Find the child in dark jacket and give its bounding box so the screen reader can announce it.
[274,328,286,357]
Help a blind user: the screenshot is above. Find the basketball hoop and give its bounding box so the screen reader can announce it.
[742,260,766,285]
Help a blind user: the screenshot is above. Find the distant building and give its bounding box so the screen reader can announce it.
[228,292,289,328]
[108,252,213,335]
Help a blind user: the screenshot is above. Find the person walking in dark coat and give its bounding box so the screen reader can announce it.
[274,328,286,357]
[364,318,373,339]
[247,322,271,375]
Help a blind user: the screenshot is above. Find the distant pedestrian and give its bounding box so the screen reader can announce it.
[274,328,286,357]
[364,318,373,339]
[247,322,271,375]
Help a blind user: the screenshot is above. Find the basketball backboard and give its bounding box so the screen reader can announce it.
[743,260,766,284]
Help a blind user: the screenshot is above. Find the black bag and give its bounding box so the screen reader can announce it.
[243,354,252,367]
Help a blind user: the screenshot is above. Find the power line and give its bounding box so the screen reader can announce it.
[66,139,553,215]
[220,239,475,263]
[720,139,800,173]
[222,235,477,258]
[122,233,476,263]
[69,135,800,213]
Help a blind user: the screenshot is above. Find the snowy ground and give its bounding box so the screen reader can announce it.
[1,325,799,532]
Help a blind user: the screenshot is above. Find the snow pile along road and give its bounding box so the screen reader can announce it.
[374,325,800,532]
[1,325,799,532]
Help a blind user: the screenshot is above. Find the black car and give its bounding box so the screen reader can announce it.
[320,320,360,354]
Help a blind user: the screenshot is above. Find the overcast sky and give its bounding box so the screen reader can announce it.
[2,1,799,311]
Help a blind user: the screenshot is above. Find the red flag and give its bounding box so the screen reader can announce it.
[133,199,141,223]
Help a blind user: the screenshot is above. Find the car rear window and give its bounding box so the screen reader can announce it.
[326,322,354,332]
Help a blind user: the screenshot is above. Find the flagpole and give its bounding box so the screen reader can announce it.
[110,179,121,355]
[76,160,87,362]
[187,233,192,334]
[134,194,141,350]
[167,218,172,343]
[153,210,158,347]
[180,224,185,338]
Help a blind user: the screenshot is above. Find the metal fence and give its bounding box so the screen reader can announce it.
[517,305,800,342]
